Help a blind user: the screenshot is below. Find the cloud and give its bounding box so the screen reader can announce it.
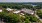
[0,0,42,2]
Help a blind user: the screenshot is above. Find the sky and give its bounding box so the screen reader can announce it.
[0,0,42,2]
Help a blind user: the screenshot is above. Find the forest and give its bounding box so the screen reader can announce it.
[0,3,42,23]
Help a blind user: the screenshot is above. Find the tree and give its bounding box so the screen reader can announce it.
[29,16,38,22]
[22,5,33,9]
[37,9,42,18]
[25,19,30,23]
[2,5,7,8]
[34,5,42,9]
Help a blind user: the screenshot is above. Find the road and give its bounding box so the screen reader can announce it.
[34,10,42,22]
[35,14,42,22]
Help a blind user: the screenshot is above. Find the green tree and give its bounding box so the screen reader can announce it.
[25,19,30,23]
[29,16,38,22]
[37,9,42,18]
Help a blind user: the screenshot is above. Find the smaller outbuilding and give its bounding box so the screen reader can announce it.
[13,10,21,14]
[6,8,13,11]
[0,9,2,12]
[0,8,2,12]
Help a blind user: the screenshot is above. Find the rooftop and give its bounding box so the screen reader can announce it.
[21,8,34,14]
